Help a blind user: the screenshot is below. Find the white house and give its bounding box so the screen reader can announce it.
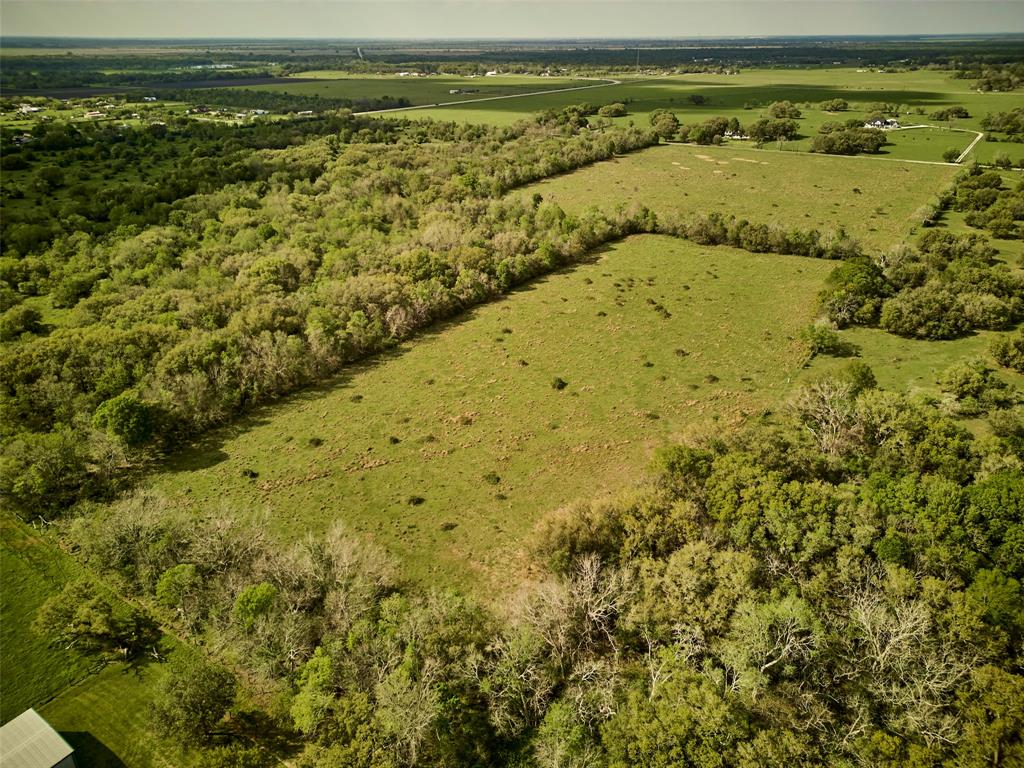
[864,118,900,130]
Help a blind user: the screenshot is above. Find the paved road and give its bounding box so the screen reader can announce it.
[355,77,624,115]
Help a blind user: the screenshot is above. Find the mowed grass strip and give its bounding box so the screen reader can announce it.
[0,516,96,722]
[39,659,189,768]
[144,236,833,591]
[520,143,959,251]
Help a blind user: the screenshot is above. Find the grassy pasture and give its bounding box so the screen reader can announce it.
[242,73,598,108]
[803,326,1024,397]
[520,142,958,251]
[382,69,1024,163]
[140,236,833,590]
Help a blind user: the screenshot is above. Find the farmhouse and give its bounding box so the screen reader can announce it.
[0,709,76,768]
[864,117,900,129]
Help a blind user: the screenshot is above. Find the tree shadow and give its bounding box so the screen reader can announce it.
[60,731,125,768]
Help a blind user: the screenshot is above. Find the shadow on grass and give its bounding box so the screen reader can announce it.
[61,731,125,768]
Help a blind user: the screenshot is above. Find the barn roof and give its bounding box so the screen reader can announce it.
[0,709,74,768]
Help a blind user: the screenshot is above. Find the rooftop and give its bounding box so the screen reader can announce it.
[0,710,74,768]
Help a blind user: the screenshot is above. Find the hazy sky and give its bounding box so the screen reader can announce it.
[3,0,1023,39]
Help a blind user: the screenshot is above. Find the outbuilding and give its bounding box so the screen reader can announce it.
[0,709,76,768]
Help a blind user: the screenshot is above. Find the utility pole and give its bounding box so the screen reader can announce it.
[636,47,640,74]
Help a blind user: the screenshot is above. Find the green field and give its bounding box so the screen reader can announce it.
[0,516,197,766]
[243,73,601,108]
[0,518,97,721]
[383,69,1024,163]
[137,236,833,589]
[39,661,178,768]
[520,142,958,251]
[804,326,1024,395]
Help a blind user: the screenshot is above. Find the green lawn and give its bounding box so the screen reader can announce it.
[38,654,206,768]
[519,142,958,251]
[0,516,96,722]
[138,236,833,591]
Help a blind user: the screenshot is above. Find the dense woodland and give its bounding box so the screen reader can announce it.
[45,362,1024,767]
[2,51,1024,766]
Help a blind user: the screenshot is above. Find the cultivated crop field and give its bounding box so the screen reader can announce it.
[139,236,833,589]
[521,142,959,251]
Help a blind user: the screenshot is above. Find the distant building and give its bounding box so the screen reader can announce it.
[0,709,76,768]
[17,105,43,114]
[864,118,900,129]
[143,96,158,102]
[249,109,268,115]
[83,111,104,119]
[485,70,499,76]
[296,110,314,115]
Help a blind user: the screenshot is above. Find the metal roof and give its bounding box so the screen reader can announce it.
[0,709,74,768]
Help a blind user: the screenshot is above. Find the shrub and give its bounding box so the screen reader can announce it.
[991,330,1024,373]
[943,148,962,163]
[233,582,278,631]
[598,103,627,117]
[879,284,971,339]
[551,377,568,390]
[93,390,161,447]
[820,99,849,112]
[768,100,802,119]
[0,304,43,341]
[800,323,857,358]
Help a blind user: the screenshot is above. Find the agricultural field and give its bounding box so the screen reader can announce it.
[243,73,604,109]
[140,236,834,589]
[520,142,959,251]
[385,68,1024,163]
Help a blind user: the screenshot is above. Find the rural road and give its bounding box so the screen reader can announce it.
[354,77,624,115]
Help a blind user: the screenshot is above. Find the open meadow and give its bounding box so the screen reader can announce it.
[381,68,1024,163]
[140,236,834,589]
[520,142,959,251]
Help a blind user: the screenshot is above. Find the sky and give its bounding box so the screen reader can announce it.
[2,0,1023,40]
